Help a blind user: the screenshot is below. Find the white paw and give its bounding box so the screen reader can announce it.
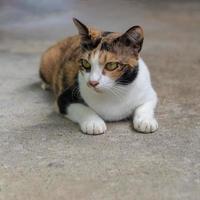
[41,82,50,90]
[133,116,158,133]
[80,118,107,135]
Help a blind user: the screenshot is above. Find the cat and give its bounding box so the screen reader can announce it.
[39,18,158,135]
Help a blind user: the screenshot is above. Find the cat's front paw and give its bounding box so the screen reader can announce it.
[80,118,107,135]
[133,116,158,133]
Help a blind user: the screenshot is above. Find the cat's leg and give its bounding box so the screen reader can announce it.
[133,100,158,133]
[66,103,107,135]
[57,90,106,135]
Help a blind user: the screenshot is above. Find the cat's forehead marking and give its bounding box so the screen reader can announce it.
[90,50,100,66]
[89,50,102,81]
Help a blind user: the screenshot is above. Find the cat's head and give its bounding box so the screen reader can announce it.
[73,18,144,93]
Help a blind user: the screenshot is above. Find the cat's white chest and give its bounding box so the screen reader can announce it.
[83,94,134,121]
[79,83,138,121]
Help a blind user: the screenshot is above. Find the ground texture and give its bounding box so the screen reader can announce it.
[0,0,200,199]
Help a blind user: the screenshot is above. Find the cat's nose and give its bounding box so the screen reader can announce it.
[88,80,99,87]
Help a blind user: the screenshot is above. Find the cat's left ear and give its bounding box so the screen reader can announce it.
[73,18,90,40]
[73,18,102,51]
[120,26,144,53]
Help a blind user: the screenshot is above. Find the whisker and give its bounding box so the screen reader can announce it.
[105,87,124,102]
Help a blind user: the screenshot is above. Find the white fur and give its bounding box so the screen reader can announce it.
[89,51,102,82]
[65,52,158,134]
[66,103,106,135]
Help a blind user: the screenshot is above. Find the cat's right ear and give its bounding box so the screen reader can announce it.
[118,25,144,53]
[73,18,90,40]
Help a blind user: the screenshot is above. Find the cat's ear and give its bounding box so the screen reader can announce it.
[119,26,144,53]
[73,18,102,51]
[73,18,90,39]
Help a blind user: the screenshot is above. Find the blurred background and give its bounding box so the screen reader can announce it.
[0,0,200,199]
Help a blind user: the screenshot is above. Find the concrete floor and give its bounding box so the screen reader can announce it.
[0,0,200,199]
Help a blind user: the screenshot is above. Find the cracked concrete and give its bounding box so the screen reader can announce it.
[0,0,200,199]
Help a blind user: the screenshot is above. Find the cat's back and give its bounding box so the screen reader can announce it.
[39,35,81,86]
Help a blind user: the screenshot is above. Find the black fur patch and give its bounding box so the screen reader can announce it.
[116,65,139,85]
[100,42,112,51]
[120,37,131,47]
[81,37,102,51]
[57,77,84,114]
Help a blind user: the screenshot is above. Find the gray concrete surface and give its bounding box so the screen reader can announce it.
[0,0,200,199]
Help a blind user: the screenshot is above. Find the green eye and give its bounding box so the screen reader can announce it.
[105,62,118,71]
[80,59,91,69]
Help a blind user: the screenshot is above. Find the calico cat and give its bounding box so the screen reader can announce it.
[39,18,158,135]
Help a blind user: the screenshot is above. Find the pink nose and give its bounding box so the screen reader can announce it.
[88,80,99,87]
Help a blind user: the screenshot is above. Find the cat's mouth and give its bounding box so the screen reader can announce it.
[95,88,103,93]
[91,87,102,93]
[86,82,103,93]
[87,85,103,93]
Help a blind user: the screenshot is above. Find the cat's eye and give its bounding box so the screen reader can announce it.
[80,59,91,69]
[105,62,118,71]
